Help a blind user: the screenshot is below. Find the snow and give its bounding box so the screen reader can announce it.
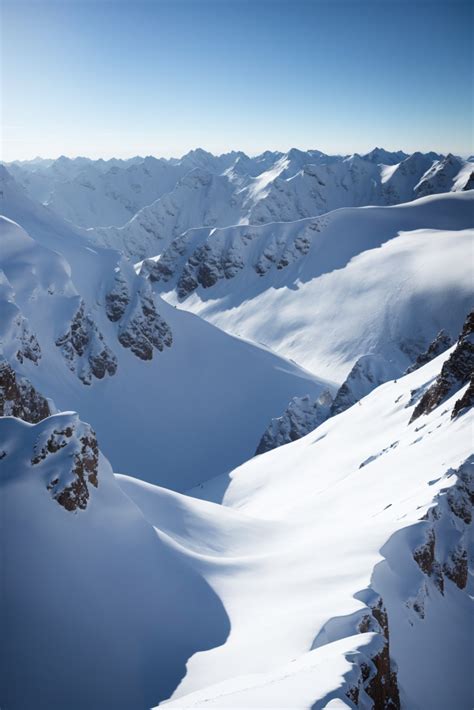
[170,350,472,709]
[156,191,474,382]
[1,148,473,710]
[7,149,472,261]
[0,171,329,489]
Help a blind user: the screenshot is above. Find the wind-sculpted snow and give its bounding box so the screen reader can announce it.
[0,181,329,489]
[143,216,324,299]
[0,412,230,709]
[156,192,474,383]
[8,149,471,260]
[256,355,400,454]
[92,150,472,260]
[175,346,473,709]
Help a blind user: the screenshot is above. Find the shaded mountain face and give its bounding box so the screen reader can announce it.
[410,310,474,423]
[0,181,329,490]
[253,311,473,455]
[175,339,473,710]
[151,191,474,383]
[0,412,230,710]
[1,149,473,710]
[6,149,472,259]
[2,335,471,710]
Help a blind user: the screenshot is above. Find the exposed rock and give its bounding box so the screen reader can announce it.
[118,283,172,360]
[105,269,130,322]
[451,375,474,419]
[331,354,399,416]
[56,300,117,384]
[350,597,400,709]
[31,419,99,512]
[410,456,473,608]
[413,528,444,594]
[462,171,474,191]
[443,545,468,590]
[0,361,51,423]
[13,313,41,364]
[405,329,452,374]
[256,390,333,454]
[410,310,474,422]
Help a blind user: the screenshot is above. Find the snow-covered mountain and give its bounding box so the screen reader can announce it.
[0,169,329,489]
[7,149,472,259]
[150,190,474,382]
[2,322,472,709]
[2,146,473,710]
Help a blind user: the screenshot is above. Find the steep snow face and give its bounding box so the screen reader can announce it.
[94,151,472,260]
[415,154,473,198]
[0,177,329,489]
[172,347,473,710]
[154,191,474,382]
[93,168,245,259]
[0,412,230,710]
[8,149,472,260]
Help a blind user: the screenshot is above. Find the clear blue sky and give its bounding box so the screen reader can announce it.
[2,0,473,160]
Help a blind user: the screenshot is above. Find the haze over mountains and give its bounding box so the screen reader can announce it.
[1,148,473,710]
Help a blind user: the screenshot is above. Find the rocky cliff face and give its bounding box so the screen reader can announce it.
[0,361,51,423]
[142,217,327,301]
[408,455,473,618]
[117,282,172,361]
[256,390,333,455]
[347,597,401,709]
[410,311,473,422]
[331,354,400,416]
[56,299,118,385]
[405,329,452,374]
[29,415,100,512]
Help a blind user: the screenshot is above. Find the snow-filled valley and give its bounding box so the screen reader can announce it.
[1,148,473,710]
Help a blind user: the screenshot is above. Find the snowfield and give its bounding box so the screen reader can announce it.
[0,170,329,489]
[1,343,472,709]
[154,191,474,382]
[1,147,473,710]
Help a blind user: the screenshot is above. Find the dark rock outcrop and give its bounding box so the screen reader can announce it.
[105,269,130,322]
[331,354,399,417]
[0,361,51,423]
[451,374,474,419]
[31,419,99,512]
[256,390,333,454]
[118,284,172,360]
[408,456,473,618]
[410,311,474,422]
[346,597,400,709]
[56,300,117,384]
[14,313,41,364]
[405,329,452,374]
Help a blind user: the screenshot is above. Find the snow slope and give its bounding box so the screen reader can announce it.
[160,343,472,709]
[152,191,474,382]
[8,149,472,260]
[0,412,230,710]
[0,168,330,489]
[94,151,472,260]
[1,175,472,709]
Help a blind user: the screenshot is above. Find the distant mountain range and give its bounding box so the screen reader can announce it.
[6,148,473,258]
